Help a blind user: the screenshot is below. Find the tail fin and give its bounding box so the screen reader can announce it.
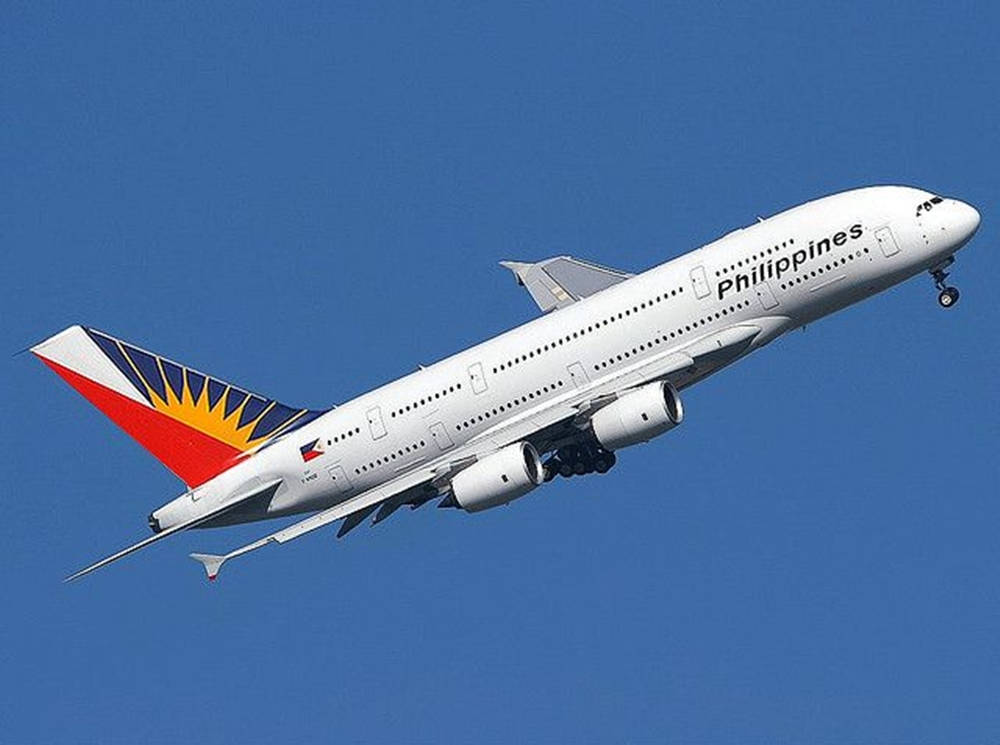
[32,326,324,487]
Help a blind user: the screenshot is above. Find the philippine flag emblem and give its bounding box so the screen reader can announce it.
[299,439,324,463]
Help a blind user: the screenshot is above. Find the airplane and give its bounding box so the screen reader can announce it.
[30,185,980,581]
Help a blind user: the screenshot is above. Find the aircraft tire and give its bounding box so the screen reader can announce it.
[938,287,960,308]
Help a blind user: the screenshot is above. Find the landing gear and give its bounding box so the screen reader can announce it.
[930,258,960,309]
[593,452,613,474]
[542,442,617,481]
[938,287,960,308]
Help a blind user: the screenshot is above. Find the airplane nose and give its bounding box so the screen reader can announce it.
[955,200,981,240]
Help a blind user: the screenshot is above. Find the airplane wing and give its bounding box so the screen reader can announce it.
[460,324,761,456]
[190,467,441,579]
[65,478,283,581]
[500,256,633,312]
[190,322,767,581]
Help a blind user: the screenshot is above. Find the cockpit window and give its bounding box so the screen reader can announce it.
[916,196,944,216]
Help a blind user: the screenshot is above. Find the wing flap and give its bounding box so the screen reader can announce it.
[336,504,379,538]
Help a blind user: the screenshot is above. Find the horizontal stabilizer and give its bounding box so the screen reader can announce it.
[65,479,282,581]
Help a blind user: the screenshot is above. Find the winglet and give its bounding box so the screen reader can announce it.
[498,260,532,285]
[190,553,226,581]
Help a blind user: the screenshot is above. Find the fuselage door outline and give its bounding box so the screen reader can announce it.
[326,464,353,495]
[366,405,387,440]
[468,362,488,394]
[875,226,900,257]
[567,361,589,389]
[427,420,454,451]
[690,265,711,299]
[754,280,779,310]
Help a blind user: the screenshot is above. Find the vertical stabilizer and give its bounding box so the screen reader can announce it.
[32,326,324,486]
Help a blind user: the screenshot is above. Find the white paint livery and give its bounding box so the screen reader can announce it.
[32,326,149,405]
[35,185,981,580]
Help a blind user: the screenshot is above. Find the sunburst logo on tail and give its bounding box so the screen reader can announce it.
[85,328,321,452]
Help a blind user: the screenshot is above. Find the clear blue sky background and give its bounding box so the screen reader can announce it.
[3,2,998,742]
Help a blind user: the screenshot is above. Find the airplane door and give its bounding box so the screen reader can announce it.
[326,464,352,495]
[754,280,779,310]
[468,362,488,394]
[366,405,387,440]
[875,226,900,257]
[567,361,589,389]
[690,265,711,299]
[428,421,454,451]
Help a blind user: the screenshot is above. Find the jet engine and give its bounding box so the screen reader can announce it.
[451,442,544,513]
[590,380,684,450]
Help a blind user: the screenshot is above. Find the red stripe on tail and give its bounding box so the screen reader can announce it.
[39,357,244,486]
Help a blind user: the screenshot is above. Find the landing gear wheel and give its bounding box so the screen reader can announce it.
[938,287,959,308]
[552,443,617,479]
[594,450,617,474]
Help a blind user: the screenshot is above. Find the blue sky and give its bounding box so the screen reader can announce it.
[3,2,998,742]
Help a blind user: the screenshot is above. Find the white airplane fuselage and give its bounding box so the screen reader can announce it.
[152,185,981,532]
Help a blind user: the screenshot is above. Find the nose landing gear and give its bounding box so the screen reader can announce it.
[938,286,960,308]
[930,257,960,309]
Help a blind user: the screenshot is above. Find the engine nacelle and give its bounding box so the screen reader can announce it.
[451,442,544,513]
[590,381,684,451]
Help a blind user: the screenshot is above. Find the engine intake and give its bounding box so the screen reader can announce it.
[591,381,684,451]
[451,442,544,513]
